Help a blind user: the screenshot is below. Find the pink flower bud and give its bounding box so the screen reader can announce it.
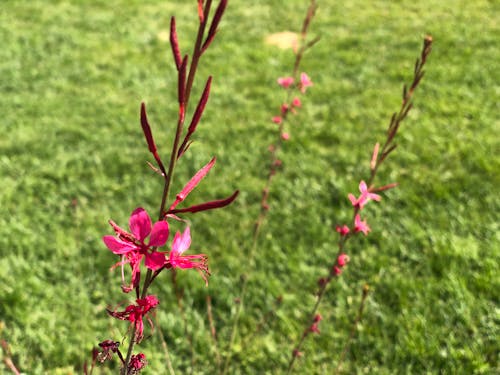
[336,225,350,236]
[292,97,301,107]
[272,116,283,124]
[337,253,350,267]
[281,132,290,141]
[333,265,342,276]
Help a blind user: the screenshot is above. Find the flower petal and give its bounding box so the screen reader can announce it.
[348,193,358,206]
[179,227,191,254]
[359,180,368,193]
[172,227,191,256]
[149,221,169,247]
[129,208,152,242]
[103,236,136,254]
[145,251,166,271]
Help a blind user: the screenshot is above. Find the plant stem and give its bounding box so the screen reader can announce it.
[335,284,370,375]
[286,36,432,374]
[120,5,220,372]
[221,3,320,373]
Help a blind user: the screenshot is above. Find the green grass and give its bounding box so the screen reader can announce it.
[0,0,498,374]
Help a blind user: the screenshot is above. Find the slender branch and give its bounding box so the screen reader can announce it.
[285,36,433,374]
[206,295,222,371]
[155,313,176,375]
[120,3,229,373]
[221,2,319,374]
[335,284,370,375]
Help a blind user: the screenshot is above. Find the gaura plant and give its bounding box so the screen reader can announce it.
[84,1,237,374]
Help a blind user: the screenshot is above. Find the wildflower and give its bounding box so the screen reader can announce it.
[348,180,381,209]
[277,76,294,89]
[107,295,159,343]
[354,214,371,235]
[103,208,168,292]
[281,132,290,141]
[281,103,290,115]
[299,72,313,93]
[335,225,350,236]
[128,353,147,374]
[166,227,210,285]
[272,116,283,124]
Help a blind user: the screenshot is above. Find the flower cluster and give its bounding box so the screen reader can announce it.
[107,295,160,343]
[103,205,213,292]
[272,72,313,138]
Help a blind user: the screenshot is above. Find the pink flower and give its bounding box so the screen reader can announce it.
[272,116,283,124]
[281,103,289,115]
[107,295,159,343]
[277,76,294,89]
[103,208,168,292]
[281,132,290,141]
[354,214,371,235]
[336,225,350,236]
[299,72,313,93]
[292,97,301,107]
[337,253,350,267]
[348,180,381,209]
[167,227,210,285]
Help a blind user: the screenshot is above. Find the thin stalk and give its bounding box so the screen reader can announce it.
[121,7,219,373]
[156,313,176,375]
[334,284,370,375]
[285,36,432,374]
[206,295,222,371]
[185,0,212,109]
[221,2,319,374]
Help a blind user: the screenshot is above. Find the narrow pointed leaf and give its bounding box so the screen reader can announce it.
[140,102,157,154]
[201,0,227,52]
[169,190,239,214]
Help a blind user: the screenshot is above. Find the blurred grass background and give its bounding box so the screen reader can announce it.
[0,0,498,374]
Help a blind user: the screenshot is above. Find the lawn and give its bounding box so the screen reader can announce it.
[0,0,498,374]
